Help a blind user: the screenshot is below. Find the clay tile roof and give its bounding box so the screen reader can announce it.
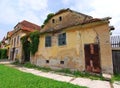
[1,37,6,43]
[20,20,41,31]
[55,8,92,18]
[7,31,13,37]
[81,17,111,24]
[55,8,70,15]
[81,18,102,24]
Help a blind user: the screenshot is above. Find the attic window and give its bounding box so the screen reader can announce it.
[46,60,49,63]
[60,61,64,64]
[59,16,62,21]
[52,19,55,23]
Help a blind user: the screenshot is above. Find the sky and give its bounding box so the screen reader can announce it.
[0,0,120,41]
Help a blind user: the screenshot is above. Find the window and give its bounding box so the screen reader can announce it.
[11,39,13,45]
[60,61,64,64]
[45,36,51,47]
[17,36,19,45]
[59,16,62,21]
[16,49,18,54]
[52,19,55,23]
[14,38,16,47]
[58,33,66,46]
[46,60,49,63]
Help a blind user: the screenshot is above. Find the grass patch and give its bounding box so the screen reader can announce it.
[13,62,105,80]
[111,74,120,82]
[23,62,51,72]
[0,64,87,88]
[73,71,105,80]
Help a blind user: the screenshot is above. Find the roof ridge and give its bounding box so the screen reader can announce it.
[20,20,41,27]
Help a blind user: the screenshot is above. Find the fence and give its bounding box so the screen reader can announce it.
[111,35,120,74]
[110,36,120,48]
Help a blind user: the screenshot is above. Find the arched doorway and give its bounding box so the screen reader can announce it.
[23,40,30,62]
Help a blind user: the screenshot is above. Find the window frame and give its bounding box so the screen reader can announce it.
[45,35,52,47]
[52,19,55,23]
[58,33,66,46]
[59,16,62,21]
[17,36,19,45]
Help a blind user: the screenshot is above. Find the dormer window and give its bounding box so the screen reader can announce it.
[59,16,62,21]
[52,19,55,23]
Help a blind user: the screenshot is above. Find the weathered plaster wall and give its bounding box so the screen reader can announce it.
[41,11,91,32]
[32,23,113,74]
[9,30,28,62]
[94,24,113,74]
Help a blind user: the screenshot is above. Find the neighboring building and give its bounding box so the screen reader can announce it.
[5,31,13,57]
[0,32,13,58]
[9,20,41,62]
[31,8,113,74]
[0,37,7,49]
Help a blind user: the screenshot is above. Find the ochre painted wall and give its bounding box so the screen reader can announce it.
[32,22,113,74]
[9,30,29,62]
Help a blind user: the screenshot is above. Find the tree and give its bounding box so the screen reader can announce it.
[41,13,54,28]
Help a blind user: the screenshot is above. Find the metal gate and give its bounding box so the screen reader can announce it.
[112,50,120,74]
[111,36,120,74]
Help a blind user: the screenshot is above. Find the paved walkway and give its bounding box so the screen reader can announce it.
[0,61,120,88]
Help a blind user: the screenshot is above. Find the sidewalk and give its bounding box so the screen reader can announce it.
[0,61,120,88]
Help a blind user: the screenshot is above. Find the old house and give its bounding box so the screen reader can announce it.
[9,20,41,62]
[0,37,6,49]
[30,8,113,74]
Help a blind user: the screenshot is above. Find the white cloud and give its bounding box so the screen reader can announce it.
[0,0,48,25]
[0,0,50,40]
[19,11,41,25]
[88,0,120,34]
[62,0,71,5]
[19,0,48,11]
[62,0,120,35]
[0,0,120,41]
[62,0,93,13]
[0,29,6,41]
[0,0,19,24]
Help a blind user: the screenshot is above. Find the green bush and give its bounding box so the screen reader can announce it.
[43,13,54,24]
[23,62,37,68]
[30,31,40,55]
[0,49,8,59]
[112,74,120,82]
[57,68,72,74]
[21,31,40,56]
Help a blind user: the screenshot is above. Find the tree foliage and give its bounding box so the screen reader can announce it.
[0,49,8,59]
[41,13,54,28]
[21,31,40,56]
[30,31,40,55]
[21,35,30,56]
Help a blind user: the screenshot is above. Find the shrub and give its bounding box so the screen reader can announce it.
[30,31,40,55]
[0,49,8,59]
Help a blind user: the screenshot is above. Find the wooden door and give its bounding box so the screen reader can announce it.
[84,44,101,73]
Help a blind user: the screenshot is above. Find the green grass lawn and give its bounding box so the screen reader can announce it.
[112,74,120,82]
[0,65,87,88]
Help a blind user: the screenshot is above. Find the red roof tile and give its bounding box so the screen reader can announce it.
[11,20,41,36]
[20,20,41,31]
[7,31,13,37]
